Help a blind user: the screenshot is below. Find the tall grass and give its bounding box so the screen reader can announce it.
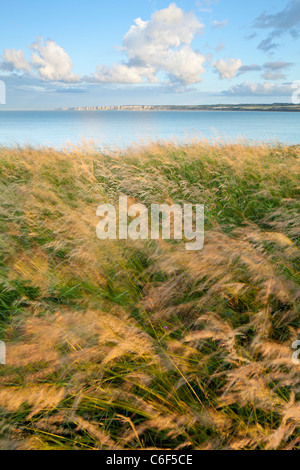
[0,141,299,450]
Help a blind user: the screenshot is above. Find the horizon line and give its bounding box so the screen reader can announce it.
[0,102,298,112]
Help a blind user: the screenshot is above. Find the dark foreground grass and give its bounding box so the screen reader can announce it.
[0,141,299,450]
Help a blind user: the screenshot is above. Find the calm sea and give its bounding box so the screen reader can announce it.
[0,110,299,149]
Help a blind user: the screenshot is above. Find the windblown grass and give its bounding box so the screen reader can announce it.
[0,140,299,450]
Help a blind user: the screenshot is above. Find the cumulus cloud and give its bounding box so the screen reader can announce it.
[212,58,242,80]
[0,37,79,82]
[223,80,295,96]
[254,0,300,52]
[0,49,31,73]
[93,3,206,85]
[30,38,80,82]
[94,64,157,84]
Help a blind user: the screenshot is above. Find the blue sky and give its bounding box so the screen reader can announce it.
[0,0,299,109]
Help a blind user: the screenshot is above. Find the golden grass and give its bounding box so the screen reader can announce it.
[0,141,299,450]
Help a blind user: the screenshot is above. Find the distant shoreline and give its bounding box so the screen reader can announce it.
[58,104,300,112]
[1,104,300,112]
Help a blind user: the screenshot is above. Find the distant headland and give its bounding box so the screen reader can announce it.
[59,104,300,112]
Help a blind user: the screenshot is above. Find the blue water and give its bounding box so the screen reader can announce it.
[0,110,299,148]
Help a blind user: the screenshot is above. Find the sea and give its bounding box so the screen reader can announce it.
[0,110,299,149]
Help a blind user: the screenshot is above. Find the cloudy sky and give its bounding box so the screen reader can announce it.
[0,0,299,109]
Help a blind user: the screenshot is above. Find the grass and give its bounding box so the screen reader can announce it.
[0,140,299,450]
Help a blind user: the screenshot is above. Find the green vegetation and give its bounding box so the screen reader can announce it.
[0,141,299,450]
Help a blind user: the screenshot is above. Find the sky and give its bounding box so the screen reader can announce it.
[0,0,299,109]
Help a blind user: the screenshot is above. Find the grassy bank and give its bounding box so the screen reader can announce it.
[0,141,299,450]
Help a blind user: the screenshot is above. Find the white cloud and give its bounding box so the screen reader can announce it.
[0,38,79,82]
[93,3,206,85]
[223,80,295,96]
[124,5,203,55]
[94,64,157,84]
[196,0,219,13]
[212,58,242,80]
[160,45,206,84]
[211,19,227,28]
[30,38,80,82]
[0,49,31,72]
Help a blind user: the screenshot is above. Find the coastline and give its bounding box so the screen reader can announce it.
[60,104,300,112]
